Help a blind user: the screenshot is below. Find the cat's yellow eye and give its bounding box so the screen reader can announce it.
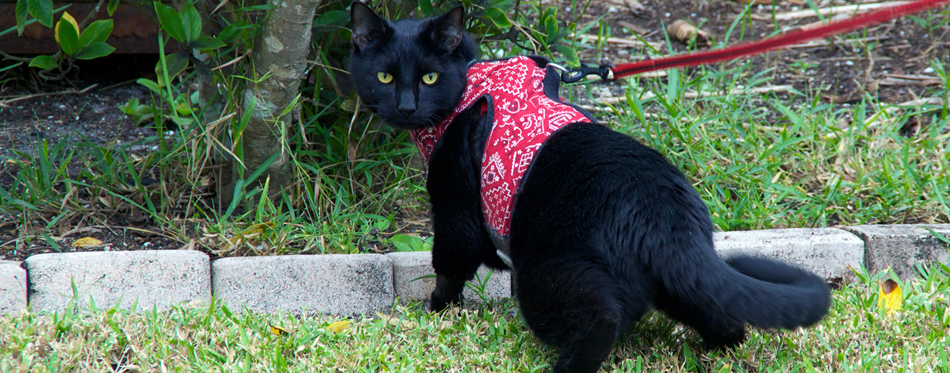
[422,72,439,85]
[377,72,393,84]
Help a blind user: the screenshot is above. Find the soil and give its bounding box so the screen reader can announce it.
[1,0,948,261]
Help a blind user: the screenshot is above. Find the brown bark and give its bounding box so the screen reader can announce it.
[236,0,320,200]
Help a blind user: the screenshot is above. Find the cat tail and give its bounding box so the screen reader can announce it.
[724,255,831,328]
[659,250,831,330]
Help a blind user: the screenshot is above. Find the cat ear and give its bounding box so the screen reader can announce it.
[430,6,465,53]
[351,2,388,51]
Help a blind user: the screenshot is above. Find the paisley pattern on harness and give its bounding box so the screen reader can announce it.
[411,56,595,238]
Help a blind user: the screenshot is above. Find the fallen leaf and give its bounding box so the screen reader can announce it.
[347,141,359,162]
[375,311,418,329]
[73,237,103,247]
[270,324,291,336]
[667,20,712,48]
[327,320,351,333]
[622,0,645,15]
[878,279,902,314]
[180,239,196,251]
[227,222,276,248]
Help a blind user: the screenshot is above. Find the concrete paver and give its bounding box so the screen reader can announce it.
[10,225,948,316]
[0,261,26,316]
[386,251,511,306]
[212,254,394,315]
[714,228,864,279]
[845,224,950,279]
[25,250,211,312]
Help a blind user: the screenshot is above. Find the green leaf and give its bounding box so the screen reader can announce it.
[155,51,190,86]
[553,45,579,67]
[483,8,512,28]
[541,7,557,23]
[417,0,434,17]
[28,0,54,28]
[390,235,426,252]
[118,97,139,115]
[79,19,113,45]
[312,10,349,27]
[154,2,184,43]
[218,21,255,43]
[179,3,202,44]
[136,77,163,92]
[119,98,157,125]
[14,0,28,35]
[74,42,115,60]
[191,35,225,51]
[174,102,194,115]
[107,0,119,16]
[543,15,559,44]
[56,15,81,56]
[29,55,58,70]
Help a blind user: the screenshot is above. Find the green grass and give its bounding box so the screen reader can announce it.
[2,58,947,255]
[1,2,947,256]
[2,265,949,372]
[604,62,950,231]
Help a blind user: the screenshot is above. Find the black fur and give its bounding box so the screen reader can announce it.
[349,2,475,130]
[350,4,831,372]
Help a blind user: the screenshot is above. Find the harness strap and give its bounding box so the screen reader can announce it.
[562,0,949,82]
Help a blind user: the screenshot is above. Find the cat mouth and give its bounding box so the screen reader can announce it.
[382,112,445,130]
[385,119,430,130]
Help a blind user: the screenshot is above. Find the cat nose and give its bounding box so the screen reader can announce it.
[398,91,416,118]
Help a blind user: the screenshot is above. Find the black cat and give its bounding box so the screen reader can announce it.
[349,3,831,372]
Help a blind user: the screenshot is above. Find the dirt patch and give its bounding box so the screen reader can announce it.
[0,85,153,157]
[0,55,177,261]
[1,0,948,261]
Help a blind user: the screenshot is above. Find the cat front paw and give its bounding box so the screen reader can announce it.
[430,290,463,312]
[430,274,467,312]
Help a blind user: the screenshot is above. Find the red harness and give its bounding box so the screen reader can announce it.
[411,56,596,240]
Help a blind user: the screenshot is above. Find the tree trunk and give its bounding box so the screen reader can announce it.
[232,0,320,201]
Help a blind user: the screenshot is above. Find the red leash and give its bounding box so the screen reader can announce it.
[561,0,950,82]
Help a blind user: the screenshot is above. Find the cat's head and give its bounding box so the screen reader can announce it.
[349,2,476,129]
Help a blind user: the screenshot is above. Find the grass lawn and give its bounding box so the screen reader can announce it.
[2,3,948,371]
[2,264,948,372]
[3,47,948,258]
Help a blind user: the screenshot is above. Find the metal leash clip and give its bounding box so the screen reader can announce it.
[559,63,614,83]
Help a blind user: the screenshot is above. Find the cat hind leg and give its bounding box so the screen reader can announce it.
[517,261,640,373]
[653,289,746,349]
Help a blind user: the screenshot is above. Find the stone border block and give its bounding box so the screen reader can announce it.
[386,251,511,306]
[845,224,950,279]
[1,261,27,316]
[25,250,211,312]
[212,254,394,316]
[386,252,434,304]
[714,228,864,279]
